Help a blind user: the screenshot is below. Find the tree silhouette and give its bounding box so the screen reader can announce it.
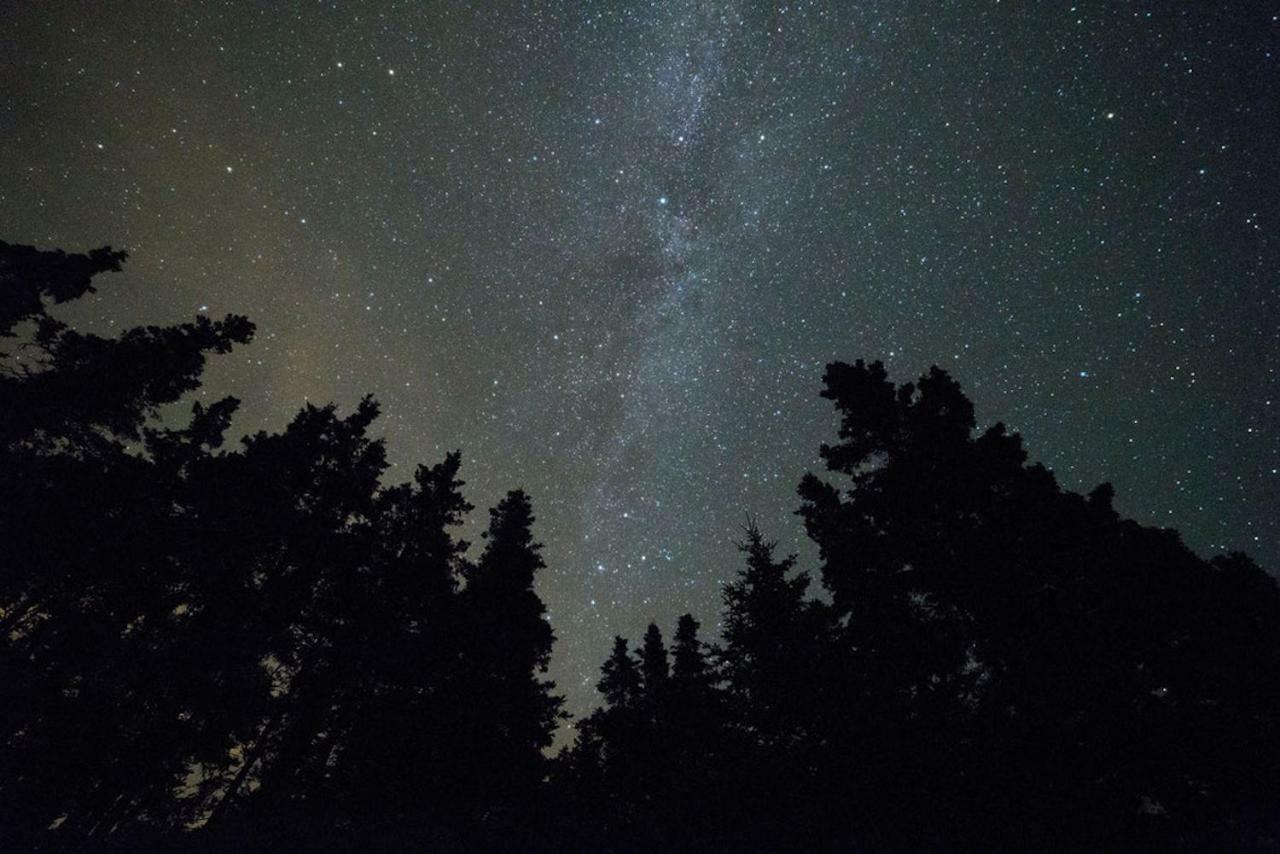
[597,636,642,711]
[455,489,563,844]
[0,241,256,845]
[554,636,643,848]
[795,359,1280,849]
[639,623,669,701]
[670,614,708,684]
[3,240,1277,851]
[0,241,569,851]
[0,240,126,337]
[564,360,1280,851]
[0,241,251,451]
[721,524,818,751]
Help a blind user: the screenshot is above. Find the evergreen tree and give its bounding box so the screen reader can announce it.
[552,635,644,849]
[458,489,563,841]
[0,242,252,452]
[797,359,1280,849]
[639,623,669,699]
[721,524,816,751]
[0,241,572,849]
[0,239,126,337]
[291,451,475,848]
[662,613,736,848]
[670,613,709,685]
[198,397,390,844]
[0,242,256,845]
[597,636,641,710]
[4,240,1277,850]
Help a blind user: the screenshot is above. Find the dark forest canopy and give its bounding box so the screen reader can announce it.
[1,241,1277,852]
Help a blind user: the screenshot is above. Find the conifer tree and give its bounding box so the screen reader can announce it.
[670,613,708,685]
[458,489,562,837]
[0,242,254,843]
[639,623,669,699]
[797,359,1280,849]
[597,636,642,711]
[721,524,815,750]
[5,240,1278,850]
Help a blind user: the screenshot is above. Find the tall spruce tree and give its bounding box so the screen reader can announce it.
[721,524,817,751]
[458,489,562,840]
[670,614,708,685]
[639,623,669,701]
[597,636,641,711]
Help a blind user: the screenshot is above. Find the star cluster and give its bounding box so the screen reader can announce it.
[2,3,1276,727]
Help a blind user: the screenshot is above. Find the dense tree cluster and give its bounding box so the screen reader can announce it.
[2,241,1277,851]
[0,242,560,850]
[561,361,1280,851]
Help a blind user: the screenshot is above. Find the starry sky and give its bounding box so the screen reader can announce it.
[3,3,1277,729]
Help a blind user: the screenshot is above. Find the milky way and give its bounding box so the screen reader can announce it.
[3,3,1277,730]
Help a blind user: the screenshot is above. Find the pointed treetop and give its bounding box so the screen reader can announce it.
[641,623,669,693]
[598,635,641,709]
[672,613,708,683]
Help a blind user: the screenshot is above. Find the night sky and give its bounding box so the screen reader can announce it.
[3,3,1277,730]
